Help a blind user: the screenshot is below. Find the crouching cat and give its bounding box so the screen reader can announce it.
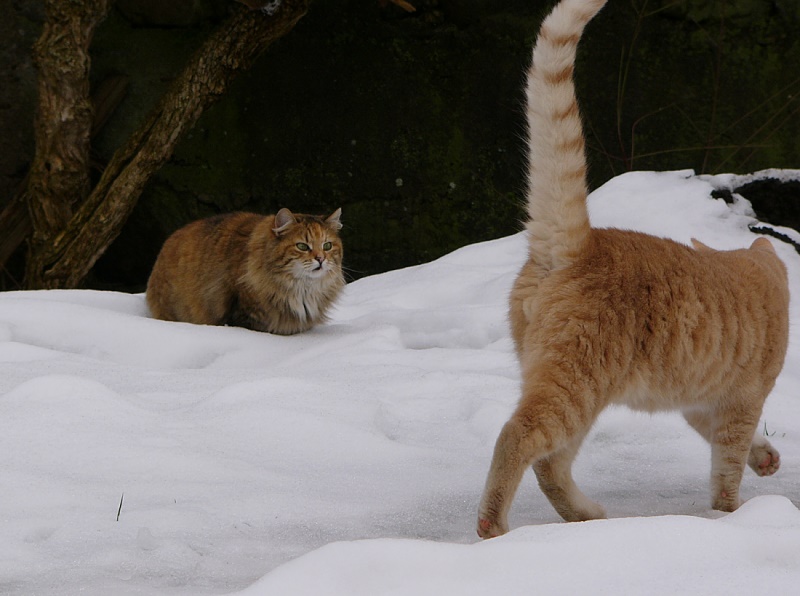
[477,0,790,538]
[146,208,345,335]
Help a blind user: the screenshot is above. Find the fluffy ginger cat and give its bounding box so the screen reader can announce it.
[477,0,789,538]
[146,208,345,335]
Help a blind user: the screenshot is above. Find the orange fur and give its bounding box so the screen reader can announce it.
[146,208,345,335]
[477,0,789,538]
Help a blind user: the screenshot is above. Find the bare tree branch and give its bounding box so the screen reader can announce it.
[24,0,311,289]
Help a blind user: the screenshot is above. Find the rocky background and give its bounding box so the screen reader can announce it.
[1,0,799,291]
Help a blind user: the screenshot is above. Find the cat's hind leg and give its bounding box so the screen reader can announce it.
[477,375,600,538]
[533,431,606,522]
[477,415,532,539]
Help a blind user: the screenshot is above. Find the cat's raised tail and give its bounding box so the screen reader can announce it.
[524,0,607,275]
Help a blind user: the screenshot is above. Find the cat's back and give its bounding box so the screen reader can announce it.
[168,212,262,256]
[517,227,789,406]
[581,229,788,315]
[147,212,268,324]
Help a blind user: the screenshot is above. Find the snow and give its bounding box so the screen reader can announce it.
[1,170,799,596]
[237,495,800,596]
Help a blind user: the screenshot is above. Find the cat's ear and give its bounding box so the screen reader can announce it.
[750,237,776,253]
[273,208,297,236]
[690,238,715,253]
[325,208,343,231]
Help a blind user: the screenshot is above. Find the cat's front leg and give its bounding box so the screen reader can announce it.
[685,408,779,476]
[710,413,762,512]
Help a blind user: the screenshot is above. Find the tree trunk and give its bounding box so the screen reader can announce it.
[1,74,129,288]
[23,0,110,286]
[23,0,311,289]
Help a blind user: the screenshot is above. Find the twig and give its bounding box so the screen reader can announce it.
[701,5,726,174]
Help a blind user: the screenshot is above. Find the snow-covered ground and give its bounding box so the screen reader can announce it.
[1,170,799,595]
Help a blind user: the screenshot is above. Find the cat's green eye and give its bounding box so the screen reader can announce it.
[295,242,310,251]
[323,242,333,251]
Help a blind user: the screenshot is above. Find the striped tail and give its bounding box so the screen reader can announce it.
[524,0,607,274]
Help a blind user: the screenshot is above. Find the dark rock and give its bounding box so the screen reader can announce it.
[737,177,800,233]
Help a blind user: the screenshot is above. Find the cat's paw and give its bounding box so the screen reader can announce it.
[712,491,742,513]
[748,437,780,477]
[562,499,607,522]
[477,516,508,539]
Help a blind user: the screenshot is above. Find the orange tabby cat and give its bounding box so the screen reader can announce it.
[477,0,789,538]
[146,208,345,335]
